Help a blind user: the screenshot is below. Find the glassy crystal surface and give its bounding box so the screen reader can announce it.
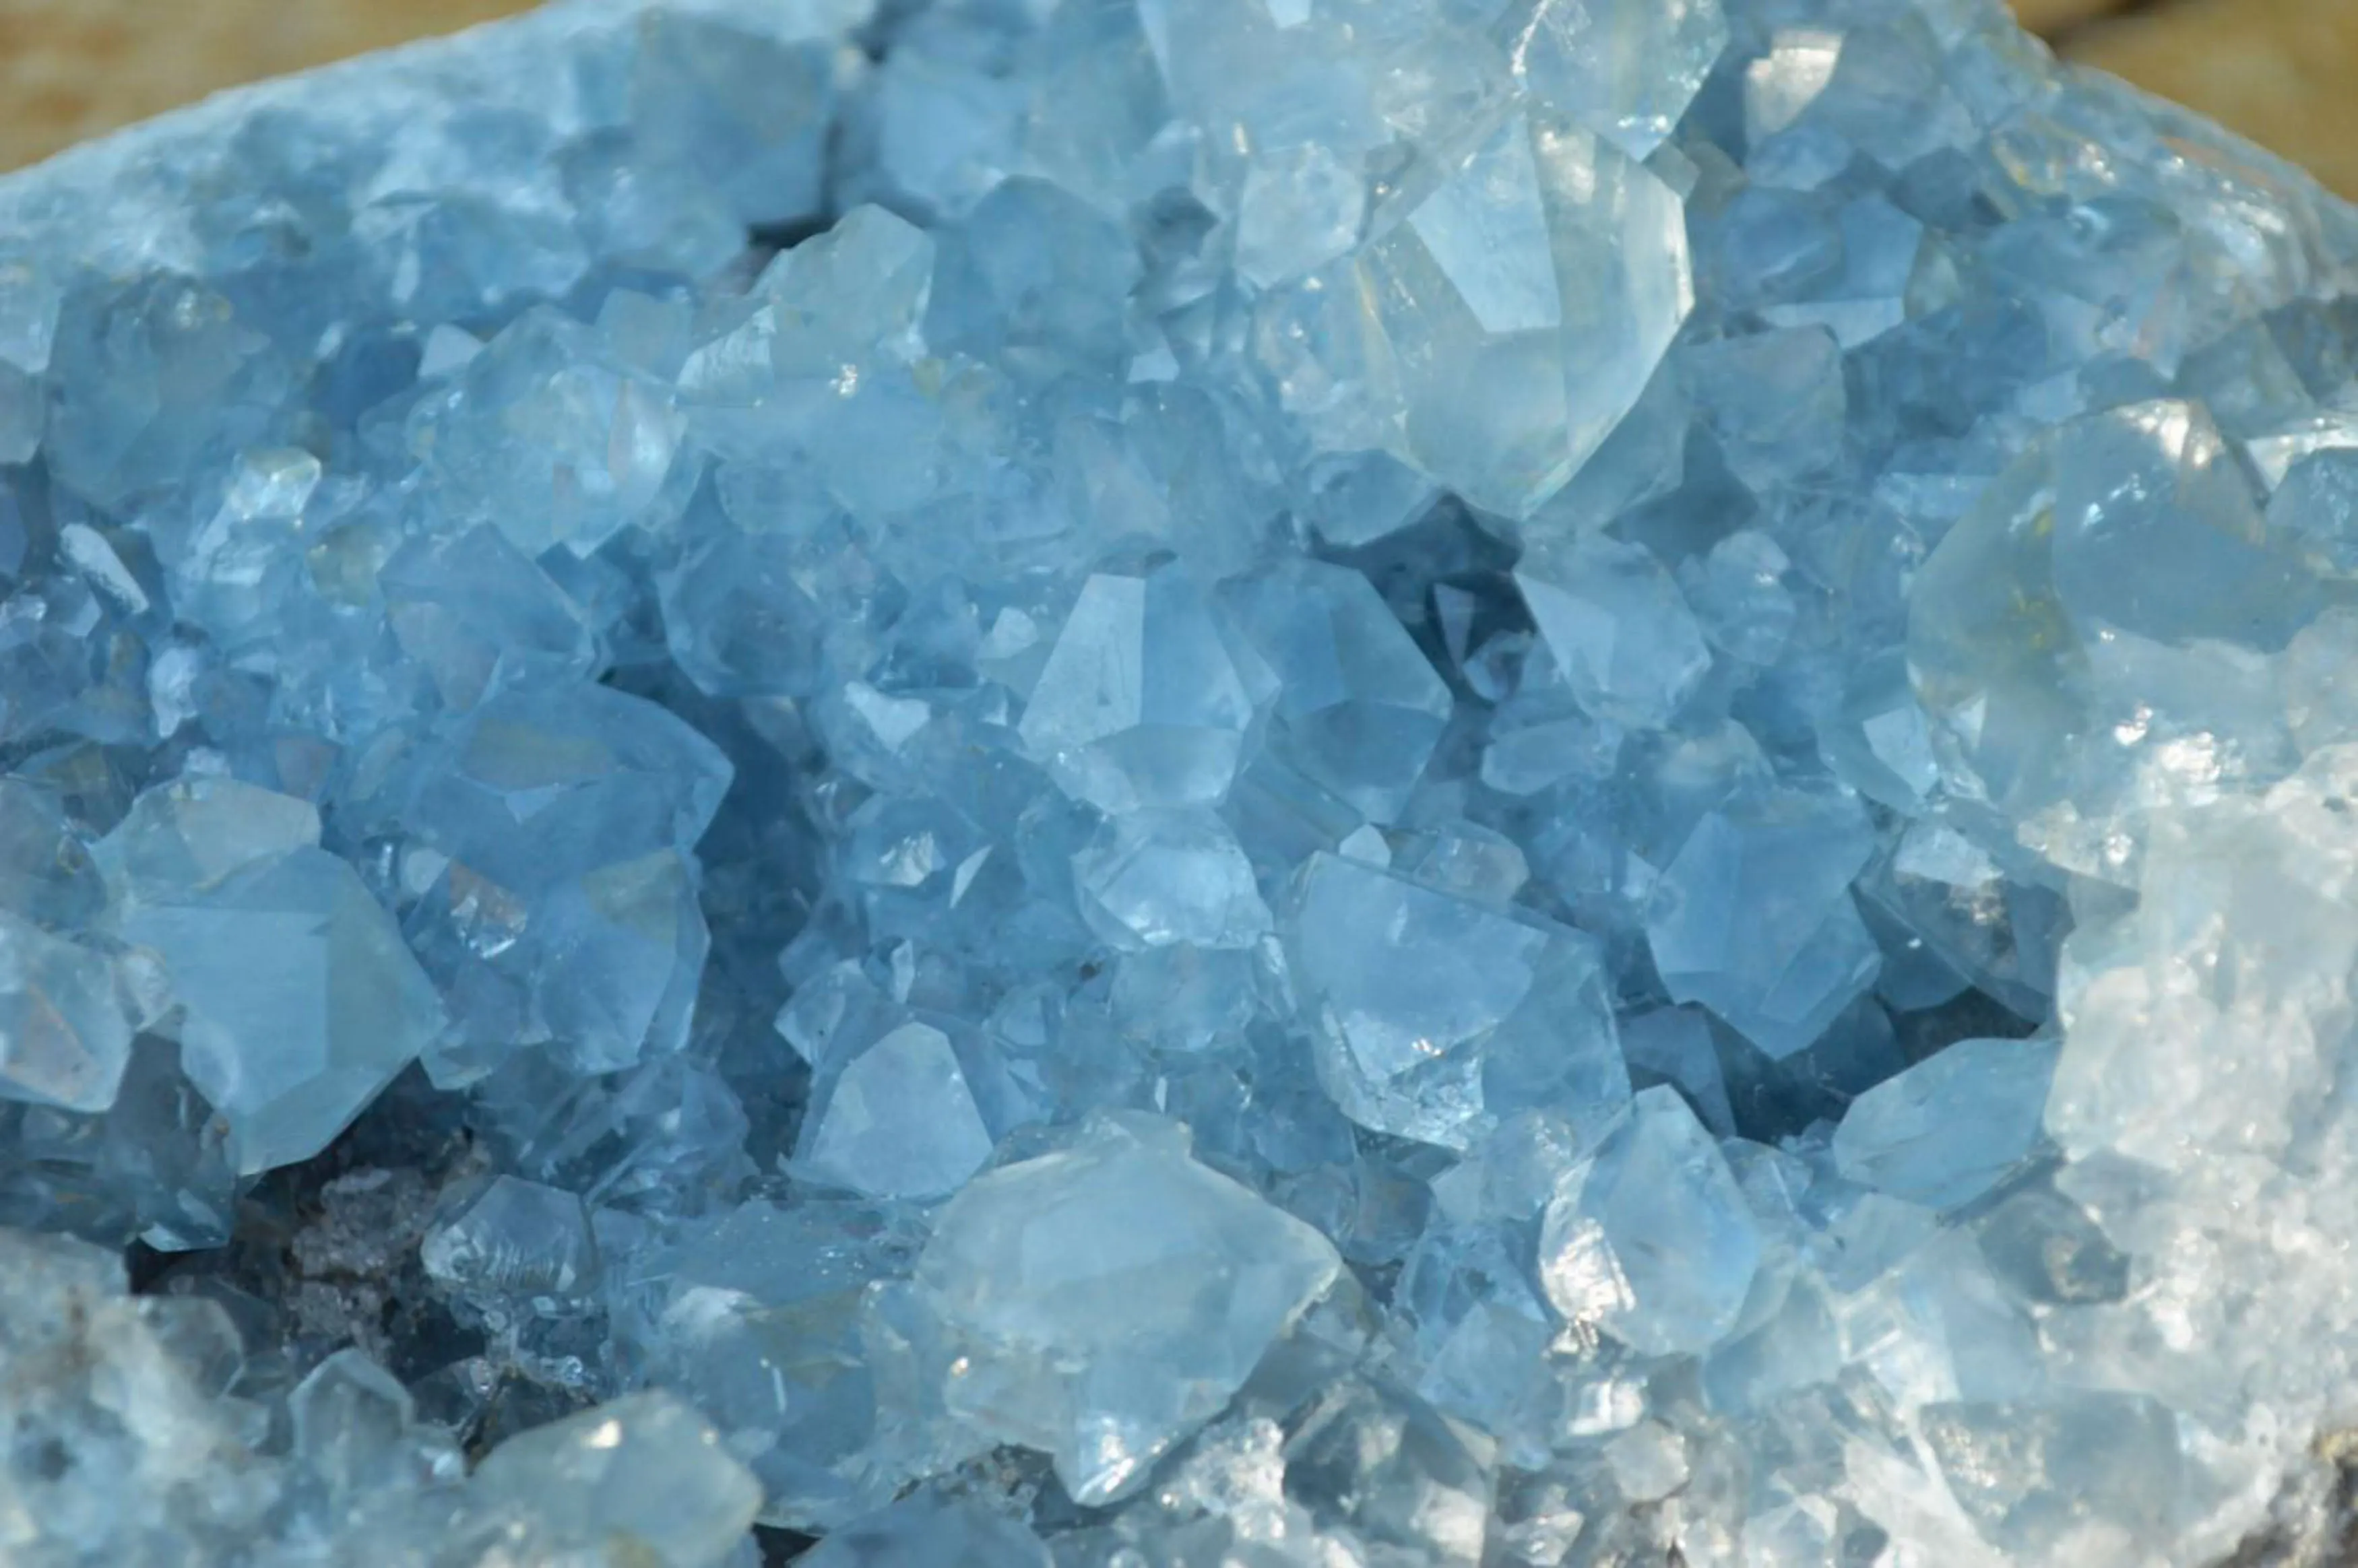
[911,1114,1339,1503]
[6,0,2358,1561]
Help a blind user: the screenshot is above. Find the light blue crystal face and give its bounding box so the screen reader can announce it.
[123,844,444,1177]
[1286,851,1627,1150]
[1073,808,1271,952]
[1646,782,1882,1060]
[1833,1037,2060,1211]
[1223,557,1453,824]
[912,1115,1339,1503]
[469,1390,766,1564]
[1540,1087,1760,1357]
[420,1175,598,1298]
[1258,106,1692,519]
[1515,531,1711,729]
[796,1020,997,1199]
[0,911,133,1111]
[629,1198,924,1529]
[1492,0,1727,158]
[1018,566,1264,814]
[389,682,730,1082]
[420,307,689,559]
[802,1494,1051,1568]
[100,780,441,1175]
[11,0,2358,1559]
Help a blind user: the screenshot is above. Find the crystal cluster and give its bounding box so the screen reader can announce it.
[2,0,2357,1562]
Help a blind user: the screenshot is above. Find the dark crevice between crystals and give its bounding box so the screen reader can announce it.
[747,215,839,266]
[755,1524,820,1565]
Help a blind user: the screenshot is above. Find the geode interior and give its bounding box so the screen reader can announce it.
[2,0,2357,1563]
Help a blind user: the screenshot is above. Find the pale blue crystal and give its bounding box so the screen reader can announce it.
[1073,808,1272,952]
[0,910,133,1112]
[380,525,598,711]
[912,1114,1339,1503]
[420,306,689,559]
[468,1390,765,1565]
[1283,1375,1496,1567]
[1619,1006,1733,1137]
[420,1174,598,1298]
[1539,1086,1761,1357]
[1491,0,1727,159]
[631,1197,922,1528]
[1646,782,1882,1060]
[797,1020,997,1200]
[121,840,443,1175]
[1515,531,1711,729]
[1223,557,1452,824]
[802,1494,1051,1568]
[1256,106,1691,519]
[1833,1037,2060,1211]
[1285,851,1626,1150]
[1018,565,1263,813]
[3,0,2355,1558]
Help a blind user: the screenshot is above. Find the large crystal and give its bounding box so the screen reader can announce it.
[104,781,443,1175]
[1285,850,1626,1150]
[910,1115,1339,1503]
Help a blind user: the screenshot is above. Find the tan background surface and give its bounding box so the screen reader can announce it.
[0,1,2351,196]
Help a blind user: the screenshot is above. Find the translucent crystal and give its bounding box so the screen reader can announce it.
[1492,0,1727,158]
[802,1493,1052,1568]
[1018,566,1263,814]
[1257,107,1692,519]
[1223,557,1453,824]
[1073,808,1272,952]
[796,1020,997,1200]
[421,306,689,558]
[912,1115,1339,1503]
[1286,851,1627,1151]
[0,910,133,1111]
[1645,782,1882,1060]
[1539,1087,1761,1357]
[4,0,2357,1558]
[1515,531,1711,730]
[469,1390,766,1565]
[1832,1037,2059,1211]
[108,780,443,1175]
[420,1174,598,1298]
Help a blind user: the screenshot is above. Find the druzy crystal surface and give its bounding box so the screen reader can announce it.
[7,0,2358,1563]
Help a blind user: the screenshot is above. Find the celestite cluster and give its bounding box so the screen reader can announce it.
[2,0,2357,1562]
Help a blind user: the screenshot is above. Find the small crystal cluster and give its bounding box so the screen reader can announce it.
[3,0,2358,1562]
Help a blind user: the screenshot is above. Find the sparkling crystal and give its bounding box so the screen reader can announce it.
[1285,850,1627,1151]
[3,0,2357,1559]
[1539,1087,1761,1358]
[912,1115,1339,1503]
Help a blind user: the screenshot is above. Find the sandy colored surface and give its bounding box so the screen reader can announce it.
[0,0,2354,201]
[2070,0,2358,203]
[2011,0,2126,34]
[0,0,532,171]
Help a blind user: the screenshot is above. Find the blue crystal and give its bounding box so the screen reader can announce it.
[1645,781,1882,1060]
[911,1114,1339,1503]
[796,1020,998,1200]
[1285,850,1627,1150]
[1019,564,1263,814]
[5,0,2358,1558]
[1834,1037,2060,1211]
[1515,530,1711,730]
[1539,1086,1761,1357]
[802,1494,1050,1568]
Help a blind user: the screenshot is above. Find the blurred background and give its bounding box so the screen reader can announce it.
[0,0,2351,196]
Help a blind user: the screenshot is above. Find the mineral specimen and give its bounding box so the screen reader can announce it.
[4,0,2358,1563]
